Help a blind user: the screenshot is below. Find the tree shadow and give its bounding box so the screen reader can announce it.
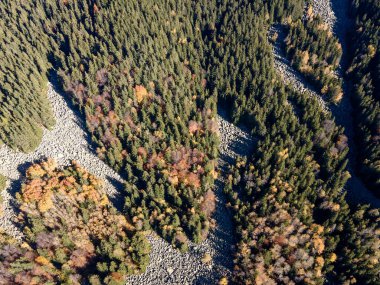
[330,0,354,53]
[106,175,126,211]
[4,160,44,216]
[47,68,97,154]
[193,179,236,284]
[218,153,234,172]
[194,275,213,284]
[46,69,128,201]
[228,135,256,158]
[217,104,252,135]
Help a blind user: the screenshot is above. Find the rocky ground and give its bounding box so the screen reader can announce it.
[269,24,328,114]
[0,83,124,239]
[2,0,377,283]
[311,0,336,29]
[0,83,255,284]
[126,112,255,285]
[271,0,380,208]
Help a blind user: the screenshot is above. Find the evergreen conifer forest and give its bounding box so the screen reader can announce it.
[0,0,379,284]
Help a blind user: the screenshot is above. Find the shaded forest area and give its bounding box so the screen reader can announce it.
[0,0,379,284]
[210,0,379,283]
[348,0,380,196]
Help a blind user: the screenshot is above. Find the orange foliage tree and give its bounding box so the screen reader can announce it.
[11,159,150,285]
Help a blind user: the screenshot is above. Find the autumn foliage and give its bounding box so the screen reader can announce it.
[124,146,217,250]
[285,12,343,102]
[233,203,326,284]
[0,229,61,285]
[0,159,151,285]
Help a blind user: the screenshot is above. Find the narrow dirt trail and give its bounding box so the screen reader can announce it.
[271,0,380,208]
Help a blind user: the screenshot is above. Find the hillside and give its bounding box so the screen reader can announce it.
[0,0,379,284]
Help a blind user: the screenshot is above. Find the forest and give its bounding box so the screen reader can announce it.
[1,159,150,284]
[348,0,380,196]
[0,0,379,284]
[284,8,343,102]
